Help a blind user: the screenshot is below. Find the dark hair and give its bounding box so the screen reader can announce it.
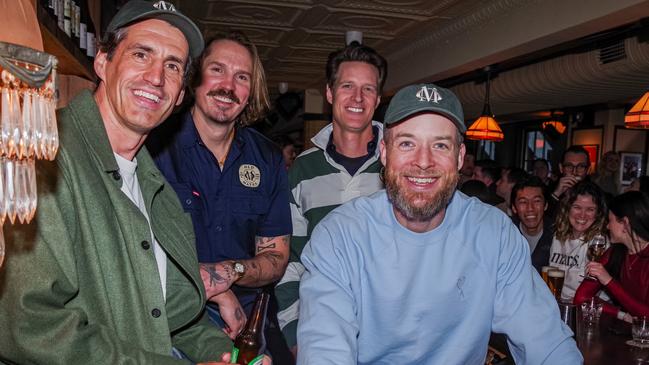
[609,191,649,243]
[554,181,607,243]
[325,42,387,93]
[506,167,529,186]
[272,135,296,149]
[190,31,270,125]
[460,180,503,206]
[97,26,192,82]
[561,145,590,166]
[510,176,547,208]
[637,176,649,194]
[474,159,501,182]
[533,158,550,169]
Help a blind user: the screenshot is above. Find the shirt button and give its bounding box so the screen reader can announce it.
[215,226,222,232]
[141,240,150,250]
[185,199,192,205]
[112,171,121,180]
[151,308,161,318]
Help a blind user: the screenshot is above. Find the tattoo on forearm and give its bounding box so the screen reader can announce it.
[261,252,283,269]
[235,308,244,321]
[202,264,231,288]
[257,242,276,253]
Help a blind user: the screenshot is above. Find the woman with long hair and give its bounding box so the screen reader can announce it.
[574,191,649,322]
[548,181,608,300]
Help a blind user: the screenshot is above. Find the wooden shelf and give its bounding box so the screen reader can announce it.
[37,2,95,81]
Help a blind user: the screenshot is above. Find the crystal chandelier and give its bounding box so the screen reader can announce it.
[0,41,59,267]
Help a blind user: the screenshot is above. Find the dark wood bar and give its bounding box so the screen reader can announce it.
[576,313,649,364]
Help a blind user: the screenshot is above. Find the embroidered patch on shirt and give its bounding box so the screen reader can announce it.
[239,164,261,188]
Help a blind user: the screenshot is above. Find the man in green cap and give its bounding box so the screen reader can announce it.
[297,83,582,364]
[0,1,248,364]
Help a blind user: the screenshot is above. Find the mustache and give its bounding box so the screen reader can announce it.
[206,89,240,104]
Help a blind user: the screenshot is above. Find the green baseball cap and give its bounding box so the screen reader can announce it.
[384,83,466,133]
[106,0,204,58]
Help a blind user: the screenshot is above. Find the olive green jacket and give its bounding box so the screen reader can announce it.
[0,91,231,364]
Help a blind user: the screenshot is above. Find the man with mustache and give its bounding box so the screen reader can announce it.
[148,32,292,362]
[0,1,240,363]
[274,42,387,357]
[297,83,582,364]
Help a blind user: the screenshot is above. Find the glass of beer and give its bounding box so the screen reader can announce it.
[547,269,565,300]
[541,266,554,285]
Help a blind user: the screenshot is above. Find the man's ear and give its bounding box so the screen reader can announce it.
[379,139,387,166]
[326,84,334,105]
[94,51,108,82]
[457,144,466,171]
[175,88,185,107]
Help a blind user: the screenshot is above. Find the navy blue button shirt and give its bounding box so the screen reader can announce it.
[148,111,292,310]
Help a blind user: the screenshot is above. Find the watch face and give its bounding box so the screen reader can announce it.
[234,262,245,274]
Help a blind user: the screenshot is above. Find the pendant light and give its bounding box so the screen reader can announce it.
[466,66,504,142]
[625,91,649,129]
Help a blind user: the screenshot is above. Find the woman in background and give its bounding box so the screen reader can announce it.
[548,181,608,300]
[574,191,649,322]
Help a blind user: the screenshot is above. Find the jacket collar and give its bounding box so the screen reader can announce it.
[67,90,120,174]
[311,120,383,158]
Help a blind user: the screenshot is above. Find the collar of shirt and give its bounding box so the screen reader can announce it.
[326,125,379,174]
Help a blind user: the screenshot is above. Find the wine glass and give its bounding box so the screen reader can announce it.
[586,234,607,280]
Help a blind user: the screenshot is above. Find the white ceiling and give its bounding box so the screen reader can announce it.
[178,0,649,120]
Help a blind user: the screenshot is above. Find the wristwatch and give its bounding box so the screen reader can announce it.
[232,261,246,280]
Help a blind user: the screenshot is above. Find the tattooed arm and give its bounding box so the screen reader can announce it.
[211,290,247,339]
[238,234,290,286]
[200,234,290,298]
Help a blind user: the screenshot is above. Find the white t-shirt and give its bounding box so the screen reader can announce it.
[548,236,588,300]
[114,153,168,300]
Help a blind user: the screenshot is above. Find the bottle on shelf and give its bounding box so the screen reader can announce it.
[57,0,65,32]
[79,0,88,50]
[86,0,96,59]
[63,0,72,37]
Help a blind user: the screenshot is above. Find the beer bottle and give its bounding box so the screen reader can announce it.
[230,291,269,365]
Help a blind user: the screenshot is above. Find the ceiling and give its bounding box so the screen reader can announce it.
[177,0,649,121]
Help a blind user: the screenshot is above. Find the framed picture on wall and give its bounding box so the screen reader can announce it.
[578,144,599,172]
[620,152,644,185]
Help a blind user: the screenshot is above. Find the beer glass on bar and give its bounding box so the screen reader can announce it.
[547,269,565,300]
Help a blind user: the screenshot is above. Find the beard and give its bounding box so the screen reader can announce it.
[385,166,459,222]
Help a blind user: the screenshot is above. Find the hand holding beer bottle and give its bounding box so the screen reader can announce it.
[230,291,271,365]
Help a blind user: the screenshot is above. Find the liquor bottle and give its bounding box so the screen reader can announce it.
[73,1,80,41]
[79,0,87,50]
[86,1,96,59]
[57,0,64,31]
[230,291,269,365]
[46,0,56,17]
[63,0,71,37]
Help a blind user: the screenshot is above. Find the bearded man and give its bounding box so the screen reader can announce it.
[296,83,582,365]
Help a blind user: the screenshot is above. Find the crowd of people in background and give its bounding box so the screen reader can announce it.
[459,145,649,326]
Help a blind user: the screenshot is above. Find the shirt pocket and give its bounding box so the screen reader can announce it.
[170,183,202,213]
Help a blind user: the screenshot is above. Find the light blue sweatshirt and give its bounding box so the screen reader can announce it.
[298,191,582,365]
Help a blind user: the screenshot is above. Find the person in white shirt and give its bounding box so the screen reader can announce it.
[548,181,608,300]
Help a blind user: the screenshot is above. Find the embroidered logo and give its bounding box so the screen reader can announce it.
[153,1,176,11]
[416,86,442,103]
[239,164,261,188]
